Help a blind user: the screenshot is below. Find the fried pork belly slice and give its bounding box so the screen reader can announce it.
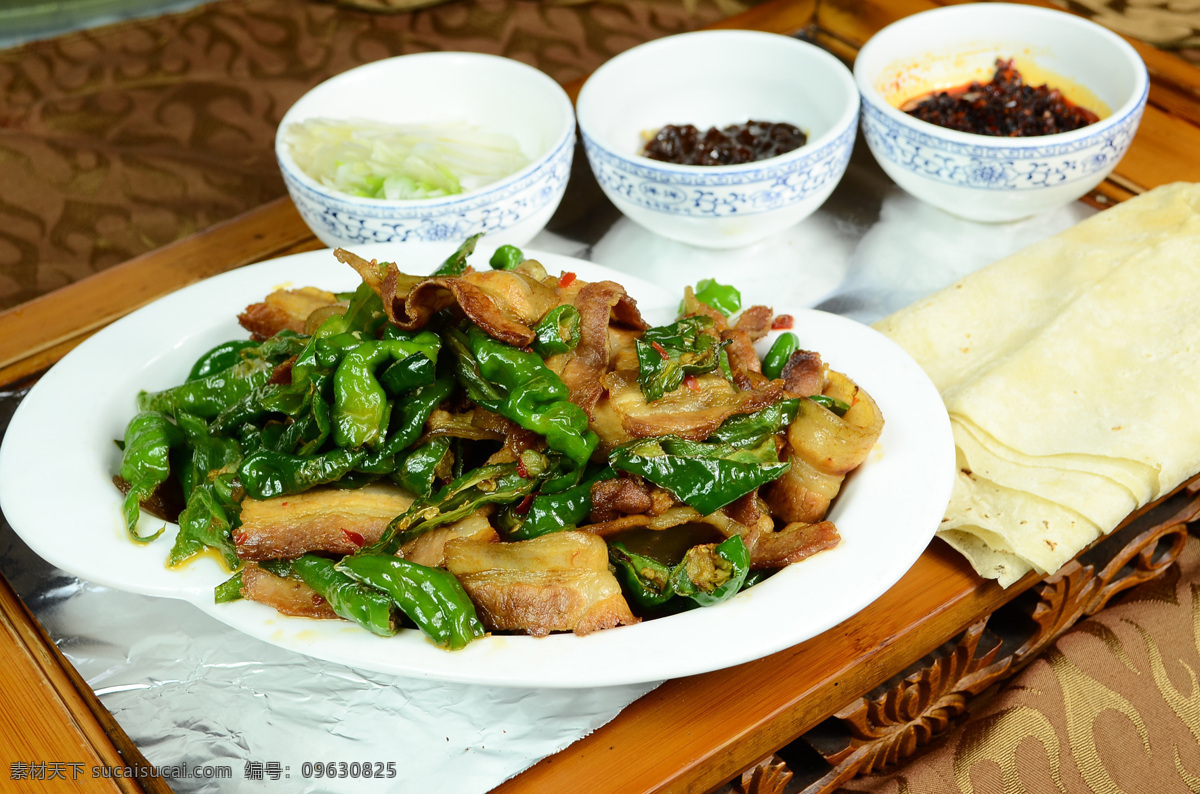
[588,477,673,523]
[781,349,826,398]
[240,562,339,619]
[733,305,774,341]
[750,521,840,569]
[721,328,768,390]
[238,286,341,340]
[546,281,648,417]
[765,370,883,524]
[601,369,784,442]
[236,483,416,561]
[334,248,558,347]
[398,510,499,569]
[444,532,637,636]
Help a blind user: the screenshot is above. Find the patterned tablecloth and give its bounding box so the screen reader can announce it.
[0,0,749,311]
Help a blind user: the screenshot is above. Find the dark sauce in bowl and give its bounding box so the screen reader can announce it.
[901,59,1100,137]
[642,121,808,166]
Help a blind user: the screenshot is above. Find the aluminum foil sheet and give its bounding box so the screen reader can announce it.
[0,139,1094,792]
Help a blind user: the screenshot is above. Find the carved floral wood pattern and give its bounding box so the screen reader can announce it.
[734,479,1200,794]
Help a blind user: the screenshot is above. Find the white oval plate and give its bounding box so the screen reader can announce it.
[0,243,954,688]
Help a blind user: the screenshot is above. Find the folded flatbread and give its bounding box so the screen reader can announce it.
[875,182,1200,585]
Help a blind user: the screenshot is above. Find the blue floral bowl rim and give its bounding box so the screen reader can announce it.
[852,3,1150,151]
[575,30,860,179]
[273,52,576,211]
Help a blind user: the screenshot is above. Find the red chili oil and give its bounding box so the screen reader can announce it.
[901,59,1099,137]
[642,121,808,166]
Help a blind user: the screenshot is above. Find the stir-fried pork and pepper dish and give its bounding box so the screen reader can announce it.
[114,238,883,649]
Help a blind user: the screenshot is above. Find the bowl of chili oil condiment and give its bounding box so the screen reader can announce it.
[852,3,1148,222]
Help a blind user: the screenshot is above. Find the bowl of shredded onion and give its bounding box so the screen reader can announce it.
[276,52,575,248]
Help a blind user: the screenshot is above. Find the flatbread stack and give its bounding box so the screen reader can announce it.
[875,182,1200,586]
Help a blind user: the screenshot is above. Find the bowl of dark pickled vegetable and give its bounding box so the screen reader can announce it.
[854,3,1148,222]
[576,30,859,249]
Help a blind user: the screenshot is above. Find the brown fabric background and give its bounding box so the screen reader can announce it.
[839,534,1200,794]
[0,0,749,311]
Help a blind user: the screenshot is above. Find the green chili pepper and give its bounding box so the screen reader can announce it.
[431,233,483,277]
[332,333,441,449]
[452,324,598,469]
[379,353,436,395]
[380,376,455,457]
[636,316,726,402]
[369,456,551,554]
[118,411,184,542]
[809,394,851,416]
[762,332,799,380]
[610,435,789,515]
[214,571,244,603]
[340,281,388,338]
[393,438,452,497]
[669,535,750,607]
[239,448,364,500]
[608,543,675,610]
[291,554,397,637]
[337,555,484,649]
[500,467,616,540]
[686,279,742,317]
[170,473,240,569]
[174,411,242,496]
[707,399,800,448]
[609,535,750,610]
[489,244,524,271]
[530,305,582,358]
[187,340,258,382]
[139,353,275,419]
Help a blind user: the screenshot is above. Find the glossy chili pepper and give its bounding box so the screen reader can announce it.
[291,554,397,637]
[608,543,675,610]
[499,467,616,540]
[530,305,582,358]
[174,410,243,496]
[453,324,598,469]
[707,398,800,448]
[431,233,482,277]
[380,376,455,457]
[636,316,726,402]
[669,535,750,607]
[379,352,436,395]
[489,244,524,271]
[332,333,441,449]
[239,448,364,500]
[187,340,258,382]
[337,554,484,649]
[393,438,452,497]
[687,278,742,317]
[340,281,388,338]
[610,435,789,515]
[610,535,750,611]
[369,456,551,554]
[809,394,851,416]
[213,570,244,603]
[118,411,184,542]
[762,332,799,380]
[139,353,275,419]
[170,473,240,569]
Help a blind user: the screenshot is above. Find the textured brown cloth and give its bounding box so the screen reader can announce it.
[0,0,749,311]
[840,533,1200,793]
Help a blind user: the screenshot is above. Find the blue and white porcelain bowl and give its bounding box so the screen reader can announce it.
[854,4,1148,222]
[576,31,859,250]
[276,52,574,248]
